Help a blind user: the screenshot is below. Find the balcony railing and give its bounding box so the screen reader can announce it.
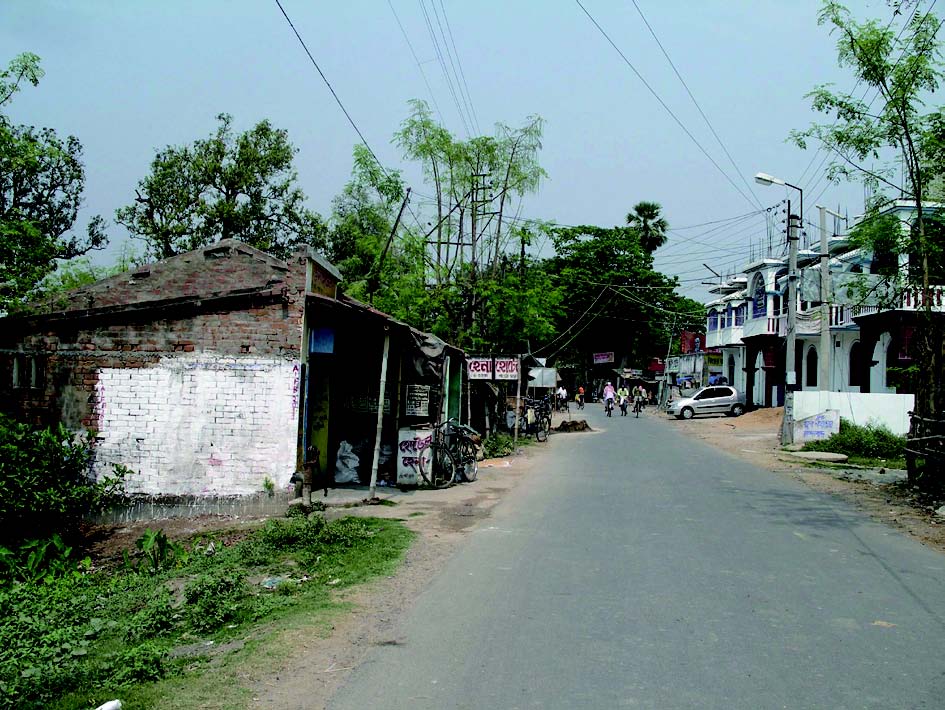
[742,316,779,339]
[706,325,744,348]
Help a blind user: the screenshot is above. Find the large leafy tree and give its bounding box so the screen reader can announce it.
[543,224,702,375]
[0,53,107,311]
[116,113,327,260]
[791,1,945,466]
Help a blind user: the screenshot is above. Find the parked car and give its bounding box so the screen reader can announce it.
[667,385,746,419]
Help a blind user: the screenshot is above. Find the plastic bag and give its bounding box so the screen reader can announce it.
[334,441,360,483]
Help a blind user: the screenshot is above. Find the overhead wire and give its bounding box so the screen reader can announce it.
[574,0,760,212]
[273,1,429,238]
[629,0,764,210]
[387,0,448,128]
[431,0,481,134]
[418,0,472,136]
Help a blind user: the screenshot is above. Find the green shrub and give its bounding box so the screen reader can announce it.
[130,528,188,575]
[802,419,906,459]
[124,591,177,643]
[109,642,168,686]
[0,414,125,547]
[483,432,515,458]
[0,534,91,584]
[184,572,245,633]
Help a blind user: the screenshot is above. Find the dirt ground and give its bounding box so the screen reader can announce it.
[83,409,945,708]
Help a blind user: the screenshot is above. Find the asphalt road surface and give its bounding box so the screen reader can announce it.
[330,405,945,709]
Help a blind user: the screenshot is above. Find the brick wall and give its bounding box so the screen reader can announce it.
[92,353,300,495]
[0,250,314,496]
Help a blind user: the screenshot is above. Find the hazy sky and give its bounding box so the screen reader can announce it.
[2,1,913,302]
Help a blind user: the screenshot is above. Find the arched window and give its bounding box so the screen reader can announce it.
[806,346,818,387]
[849,341,861,387]
[752,275,766,317]
[708,310,719,331]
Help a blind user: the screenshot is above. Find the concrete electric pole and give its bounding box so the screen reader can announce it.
[816,204,846,391]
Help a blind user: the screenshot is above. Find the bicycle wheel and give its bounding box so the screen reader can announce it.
[458,439,479,482]
[418,442,456,488]
[535,416,549,442]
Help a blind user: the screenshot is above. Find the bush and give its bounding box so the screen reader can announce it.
[482,432,515,458]
[0,414,125,546]
[803,419,906,459]
[184,572,245,633]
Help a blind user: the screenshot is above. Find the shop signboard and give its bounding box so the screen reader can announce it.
[397,428,433,485]
[467,356,493,380]
[494,356,519,380]
[593,352,614,364]
[666,356,680,374]
[404,384,431,417]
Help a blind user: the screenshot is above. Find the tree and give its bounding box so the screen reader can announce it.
[0,53,107,311]
[116,113,327,260]
[626,201,669,252]
[792,1,945,483]
[544,223,702,373]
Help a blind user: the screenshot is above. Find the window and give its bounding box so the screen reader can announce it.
[849,341,861,387]
[752,275,766,317]
[806,346,818,387]
[735,304,746,326]
[11,354,41,390]
[708,310,719,331]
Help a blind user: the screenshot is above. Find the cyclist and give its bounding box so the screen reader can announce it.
[633,386,646,417]
[602,381,616,417]
[617,384,630,416]
[556,384,568,411]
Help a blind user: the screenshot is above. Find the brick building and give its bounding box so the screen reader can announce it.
[0,240,465,497]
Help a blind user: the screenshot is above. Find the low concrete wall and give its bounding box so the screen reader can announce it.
[794,391,914,435]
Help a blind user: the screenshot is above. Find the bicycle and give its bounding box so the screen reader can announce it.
[521,397,552,442]
[418,418,481,487]
[633,396,644,418]
[605,398,614,417]
[447,418,481,482]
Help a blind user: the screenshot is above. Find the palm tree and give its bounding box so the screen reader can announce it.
[626,201,668,252]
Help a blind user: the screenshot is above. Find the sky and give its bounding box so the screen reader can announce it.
[1,0,916,303]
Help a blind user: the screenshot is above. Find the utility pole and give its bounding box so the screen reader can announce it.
[659,313,677,409]
[783,200,800,445]
[816,204,846,392]
[367,188,411,304]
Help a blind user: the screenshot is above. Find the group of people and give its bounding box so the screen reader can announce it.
[556,381,650,416]
[601,381,648,416]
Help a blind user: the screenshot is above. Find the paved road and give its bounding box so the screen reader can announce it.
[330,405,945,709]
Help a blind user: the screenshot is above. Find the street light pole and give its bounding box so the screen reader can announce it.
[755,173,803,445]
[816,204,846,392]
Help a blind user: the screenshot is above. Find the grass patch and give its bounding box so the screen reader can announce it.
[848,455,907,469]
[408,511,426,518]
[1,516,414,709]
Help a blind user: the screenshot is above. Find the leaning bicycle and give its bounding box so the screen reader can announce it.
[419,418,481,487]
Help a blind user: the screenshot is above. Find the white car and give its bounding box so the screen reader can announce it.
[667,385,746,420]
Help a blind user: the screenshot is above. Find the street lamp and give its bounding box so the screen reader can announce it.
[755,172,802,445]
[815,204,847,393]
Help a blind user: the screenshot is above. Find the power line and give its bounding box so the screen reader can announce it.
[387,0,448,128]
[418,0,472,136]
[629,0,763,210]
[432,0,481,134]
[574,0,760,211]
[274,1,429,239]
